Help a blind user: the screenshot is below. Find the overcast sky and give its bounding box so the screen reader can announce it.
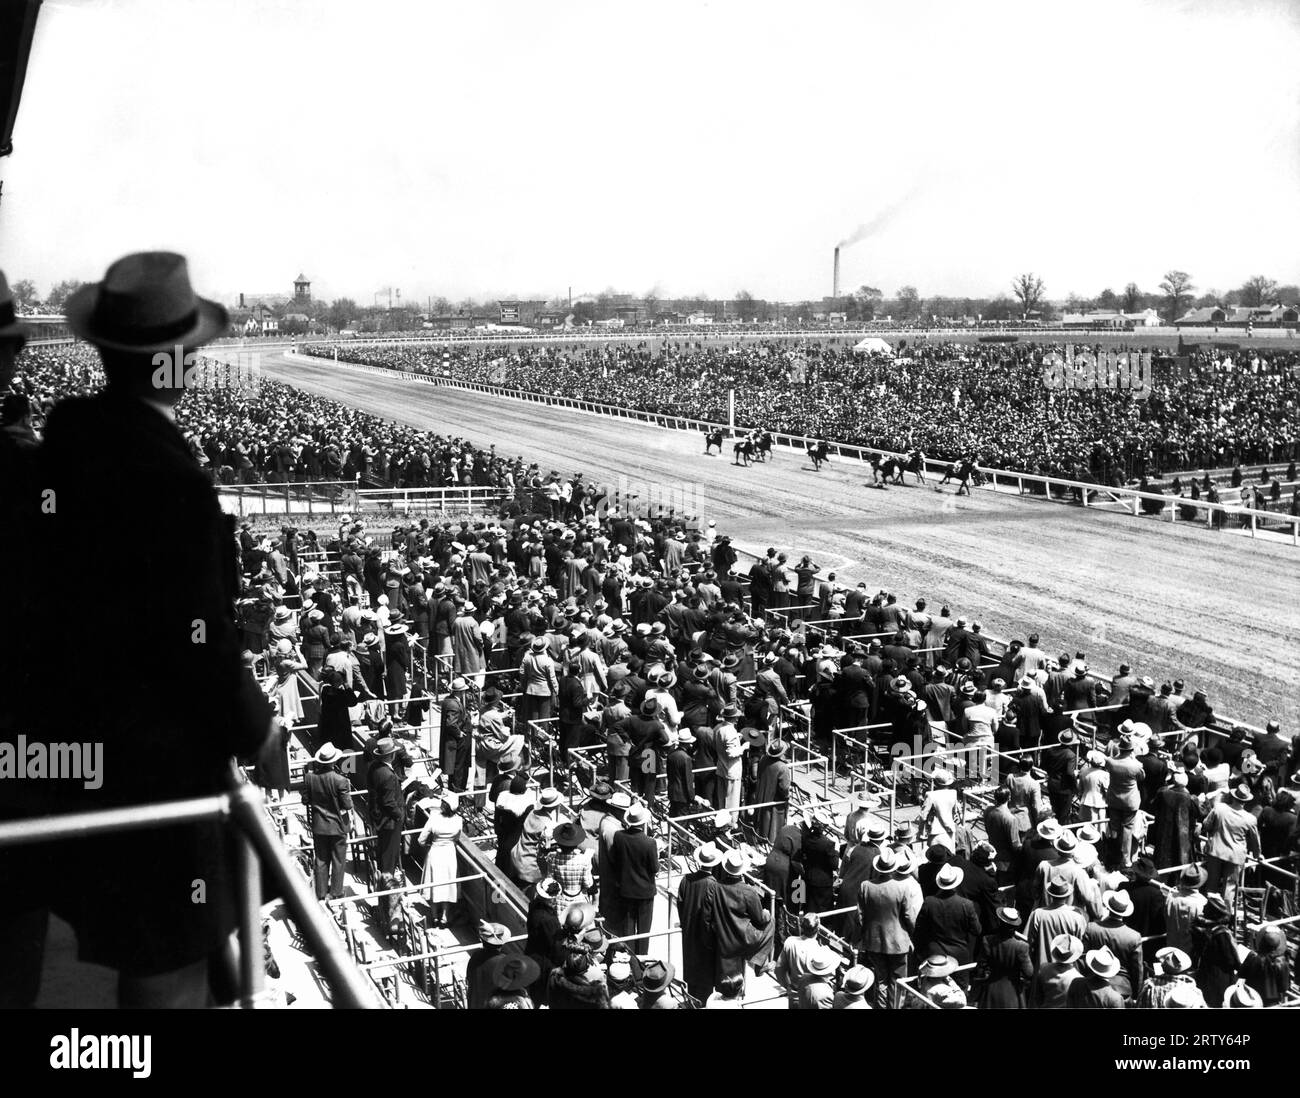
[2,0,1298,306]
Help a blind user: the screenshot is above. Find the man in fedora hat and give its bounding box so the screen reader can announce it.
[914,863,981,982]
[1105,734,1146,868]
[1040,727,1079,824]
[677,842,722,1002]
[1066,946,1126,1008]
[833,964,874,1009]
[711,848,774,981]
[666,728,702,819]
[857,847,920,1008]
[796,947,841,1010]
[713,702,747,810]
[1201,783,1261,907]
[1025,875,1088,969]
[753,738,792,844]
[440,676,474,793]
[637,958,678,1009]
[1164,864,1207,954]
[609,802,659,951]
[775,911,824,1007]
[1028,933,1084,1008]
[1083,890,1144,1002]
[304,743,354,900]
[366,736,406,933]
[28,253,272,1006]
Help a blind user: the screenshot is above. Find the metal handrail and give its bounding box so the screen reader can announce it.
[0,782,383,1009]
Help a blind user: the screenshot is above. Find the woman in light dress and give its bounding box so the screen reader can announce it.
[419,792,464,928]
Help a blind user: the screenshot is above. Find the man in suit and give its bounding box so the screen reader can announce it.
[754,740,792,843]
[304,743,354,899]
[25,255,271,1008]
[914,864,982,982]
[1040,727,1079,824]
[367,737,406,877]
[983,788,1022,883]
[857,848,920,1008]
[609,803,659,951]
[1083,890,1145,1002]
[440,677,474,791]
[666,729,700,818]
[676,843,721,1002]
[1145,682,1179,737]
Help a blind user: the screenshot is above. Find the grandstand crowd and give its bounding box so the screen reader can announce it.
[305,338,1300,485]
[1,260,1297,1011]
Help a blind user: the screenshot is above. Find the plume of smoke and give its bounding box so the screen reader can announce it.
[837,186,926,251]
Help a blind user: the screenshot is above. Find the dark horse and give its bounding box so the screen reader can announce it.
[807,440,831,471]
[704,428,725,455]
[753,430,774,462]
[733,437,756,466]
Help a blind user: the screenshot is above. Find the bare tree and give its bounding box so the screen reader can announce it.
[1011,273,1046,318]
[1158,270,1195,322]
[1239,275,1278,308]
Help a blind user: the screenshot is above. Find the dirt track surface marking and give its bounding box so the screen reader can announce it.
[249,351,1300,729]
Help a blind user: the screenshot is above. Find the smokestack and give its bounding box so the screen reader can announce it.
[833,247,841,299]
[239,292,244,308]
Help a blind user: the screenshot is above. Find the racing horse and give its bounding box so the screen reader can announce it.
[704,427,726,456]
[752,430,774,462]
[807,440,831,471]
[733,436,756,466]
[879,455,906,485]
[906,448,928,485]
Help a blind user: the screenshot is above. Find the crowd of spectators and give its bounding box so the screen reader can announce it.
[305,338,1300,483]
[287,497,1298,1009]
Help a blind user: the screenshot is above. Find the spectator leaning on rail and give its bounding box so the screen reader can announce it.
[15,253,272,1008]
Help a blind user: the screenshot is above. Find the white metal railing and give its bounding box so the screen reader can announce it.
[292,352,1300,546]
[355,485,510,512]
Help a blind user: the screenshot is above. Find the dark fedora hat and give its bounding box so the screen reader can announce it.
[551,821,586,849]
[65,252,228,353]
[485,953,540,993]
[0,271,32,342]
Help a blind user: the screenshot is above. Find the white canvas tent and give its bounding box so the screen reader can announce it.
[853,336,894,355]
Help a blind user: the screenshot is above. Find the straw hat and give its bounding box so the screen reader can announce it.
[1154,946,1192,975]
[1085,946,1120,980]
[935,864,964,891]
[806,949,839,977]
[1049,934,1084,964]
[918,954,958,979]
[1222,980,1262,1008]
[1103,890,1134,919]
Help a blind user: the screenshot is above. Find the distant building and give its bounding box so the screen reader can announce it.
[294,273,311,302]
[497,300,548,325]
[1176,306,1228,327]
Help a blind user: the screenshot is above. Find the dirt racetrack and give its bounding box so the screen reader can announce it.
[247,349,1299,731]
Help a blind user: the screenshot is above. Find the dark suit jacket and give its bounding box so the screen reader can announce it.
[666,747,696,805]
[31,389,271,974]
[367,761,404,830]
[610,828,659,900]
[915,893,982,965]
